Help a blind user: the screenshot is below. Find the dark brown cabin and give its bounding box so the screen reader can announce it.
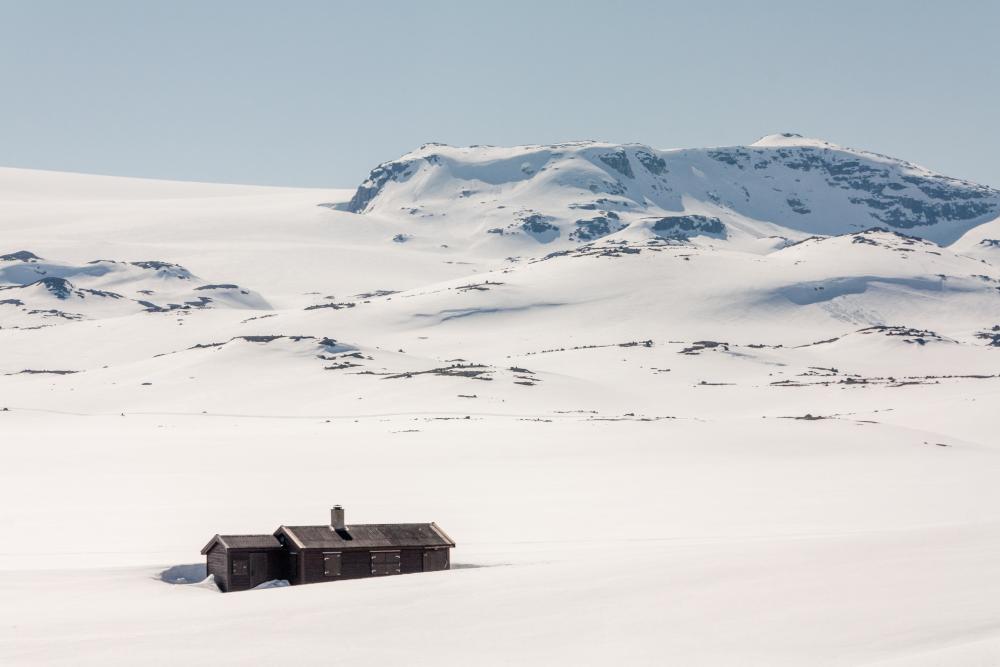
[202,505,455,592]
[200,534,287,592]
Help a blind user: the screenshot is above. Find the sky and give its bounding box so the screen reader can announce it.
[1,0,998,188]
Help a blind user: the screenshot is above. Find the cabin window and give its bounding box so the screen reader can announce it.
[231,558,248,576]
[324,552,342,577]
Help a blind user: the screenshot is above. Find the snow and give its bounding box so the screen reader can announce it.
[750,132,839,148]
[2,141,1000,665]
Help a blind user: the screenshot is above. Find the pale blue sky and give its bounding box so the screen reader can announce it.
[1,1,997,188]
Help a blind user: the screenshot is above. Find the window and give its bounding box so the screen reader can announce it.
[323,552,341,577]
[231,558,248,576]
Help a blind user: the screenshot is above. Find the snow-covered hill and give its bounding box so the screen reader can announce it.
[347,134,1000,249]
[3,142,1000,666]
[0,251,268,328]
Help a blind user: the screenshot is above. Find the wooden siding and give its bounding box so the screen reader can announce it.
[229,554,251,591]
[423,547,450,572]
[249,553,267,588]
[286,551,300,585]
[340,550,373,580]
[301,550,325,584]
[206,543,229,592]
[220,549,286,592]
[294,547,453,585]
[401,548,423,574]
[298,547,446,584]
[300,549,371,583]
[265,550,287,582]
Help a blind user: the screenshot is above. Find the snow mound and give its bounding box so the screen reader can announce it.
[749,132,839,149]
[191,575,222,591]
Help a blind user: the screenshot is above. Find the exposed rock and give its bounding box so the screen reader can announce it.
[0,251,41,262]
[597,149,634,179]
[35,277,73,299]
[635,150,667,175]
[347,159,416,213]
[520,214,559,242]
[130,261,193,280]
[786,197,811,214]
[975,325,1000,347]
[569,214,626,242]
[652,215,726,239]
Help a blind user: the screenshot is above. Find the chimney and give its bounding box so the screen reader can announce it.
[331,505,345,531]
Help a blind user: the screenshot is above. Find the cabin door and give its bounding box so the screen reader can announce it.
[249,553,269,588]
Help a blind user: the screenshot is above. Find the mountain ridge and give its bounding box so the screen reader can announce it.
[345,135,1000,249]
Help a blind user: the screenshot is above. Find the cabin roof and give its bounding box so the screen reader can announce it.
[200,534,283,554]
[276,523,455,550]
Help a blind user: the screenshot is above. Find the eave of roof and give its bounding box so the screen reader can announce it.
[200,534,222,555]
[429,522,457,547]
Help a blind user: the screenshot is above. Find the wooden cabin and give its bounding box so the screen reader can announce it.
[201,506,455,592]
[200,534,287,592]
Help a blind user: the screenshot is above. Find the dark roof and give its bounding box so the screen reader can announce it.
[276,523,455,550]
[200,534,283,554]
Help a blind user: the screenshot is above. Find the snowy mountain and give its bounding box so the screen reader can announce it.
[347,133,1000,249]
[3,141,1000,666]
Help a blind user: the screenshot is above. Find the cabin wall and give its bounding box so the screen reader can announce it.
[224,549,286,592]
[301,550,325,583]
[295,547,451,584]
[300,549,371,583]
[401,548,423,574]
[228,552,252,591]
[423,547,450,572]
[341,551,373,579]
[214,547,452,590]
[206,544,229,591]
[286,551,301,585]
[266,550,288,581]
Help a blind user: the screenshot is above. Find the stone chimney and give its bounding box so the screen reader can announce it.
[331,505,345,531]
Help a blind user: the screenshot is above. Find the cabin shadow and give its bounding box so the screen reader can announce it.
[160,563,207,584]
